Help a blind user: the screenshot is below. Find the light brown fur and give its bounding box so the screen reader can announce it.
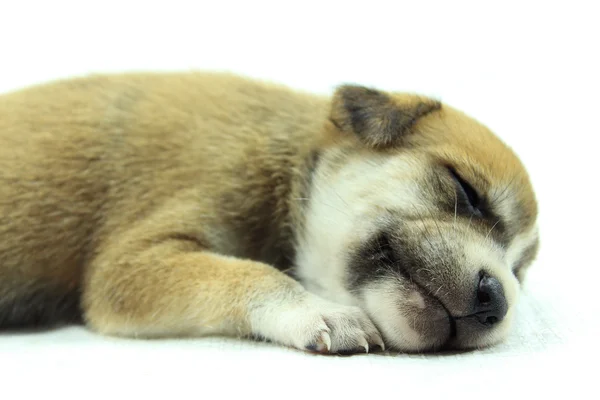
[0,72,327,333]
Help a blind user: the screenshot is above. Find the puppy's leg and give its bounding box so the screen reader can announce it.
[83,206,383,353]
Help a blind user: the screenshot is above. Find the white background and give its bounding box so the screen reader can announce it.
[0,1,598,399]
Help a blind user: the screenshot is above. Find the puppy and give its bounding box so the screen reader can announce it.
[0,72,539,353]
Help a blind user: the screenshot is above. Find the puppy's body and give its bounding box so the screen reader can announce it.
[0,72,538,353]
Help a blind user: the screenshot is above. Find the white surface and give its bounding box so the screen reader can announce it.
[1,1,598,398]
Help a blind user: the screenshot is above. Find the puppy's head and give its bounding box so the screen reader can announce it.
[296,85,539,352]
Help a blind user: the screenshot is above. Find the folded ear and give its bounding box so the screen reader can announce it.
[330,85,441,148]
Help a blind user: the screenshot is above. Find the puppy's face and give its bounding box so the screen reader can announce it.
[295,87,539,352]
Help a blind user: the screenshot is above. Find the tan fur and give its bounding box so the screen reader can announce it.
[0,72,538,352]
[0,72,322,334]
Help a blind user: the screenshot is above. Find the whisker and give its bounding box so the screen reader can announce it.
[410,204,446,268]
[484,219,501,242]
[491,174,518,204]
[425,207,453,261]
[292,197,351,218]
[331,187,350,208]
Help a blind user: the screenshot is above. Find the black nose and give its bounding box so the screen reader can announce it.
[474,272,508,326]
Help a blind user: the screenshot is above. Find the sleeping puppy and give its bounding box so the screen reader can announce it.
[0,72,539,353]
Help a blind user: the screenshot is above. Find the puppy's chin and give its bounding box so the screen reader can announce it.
[361,280,451,352]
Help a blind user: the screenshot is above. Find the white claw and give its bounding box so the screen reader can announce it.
[376,336,386,352]
[360,337,369,353]
[320,331,332,352]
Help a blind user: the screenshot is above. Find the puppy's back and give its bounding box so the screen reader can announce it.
[0,72,328,328]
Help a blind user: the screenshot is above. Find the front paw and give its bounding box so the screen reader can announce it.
[250,293,384,355]
[300,303,385,355]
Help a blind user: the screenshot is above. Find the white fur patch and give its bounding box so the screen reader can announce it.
[407,290,426,309]
[295,154,424,304]
[362,281,425,351]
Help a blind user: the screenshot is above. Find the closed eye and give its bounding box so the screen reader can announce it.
[448,167,482,216]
